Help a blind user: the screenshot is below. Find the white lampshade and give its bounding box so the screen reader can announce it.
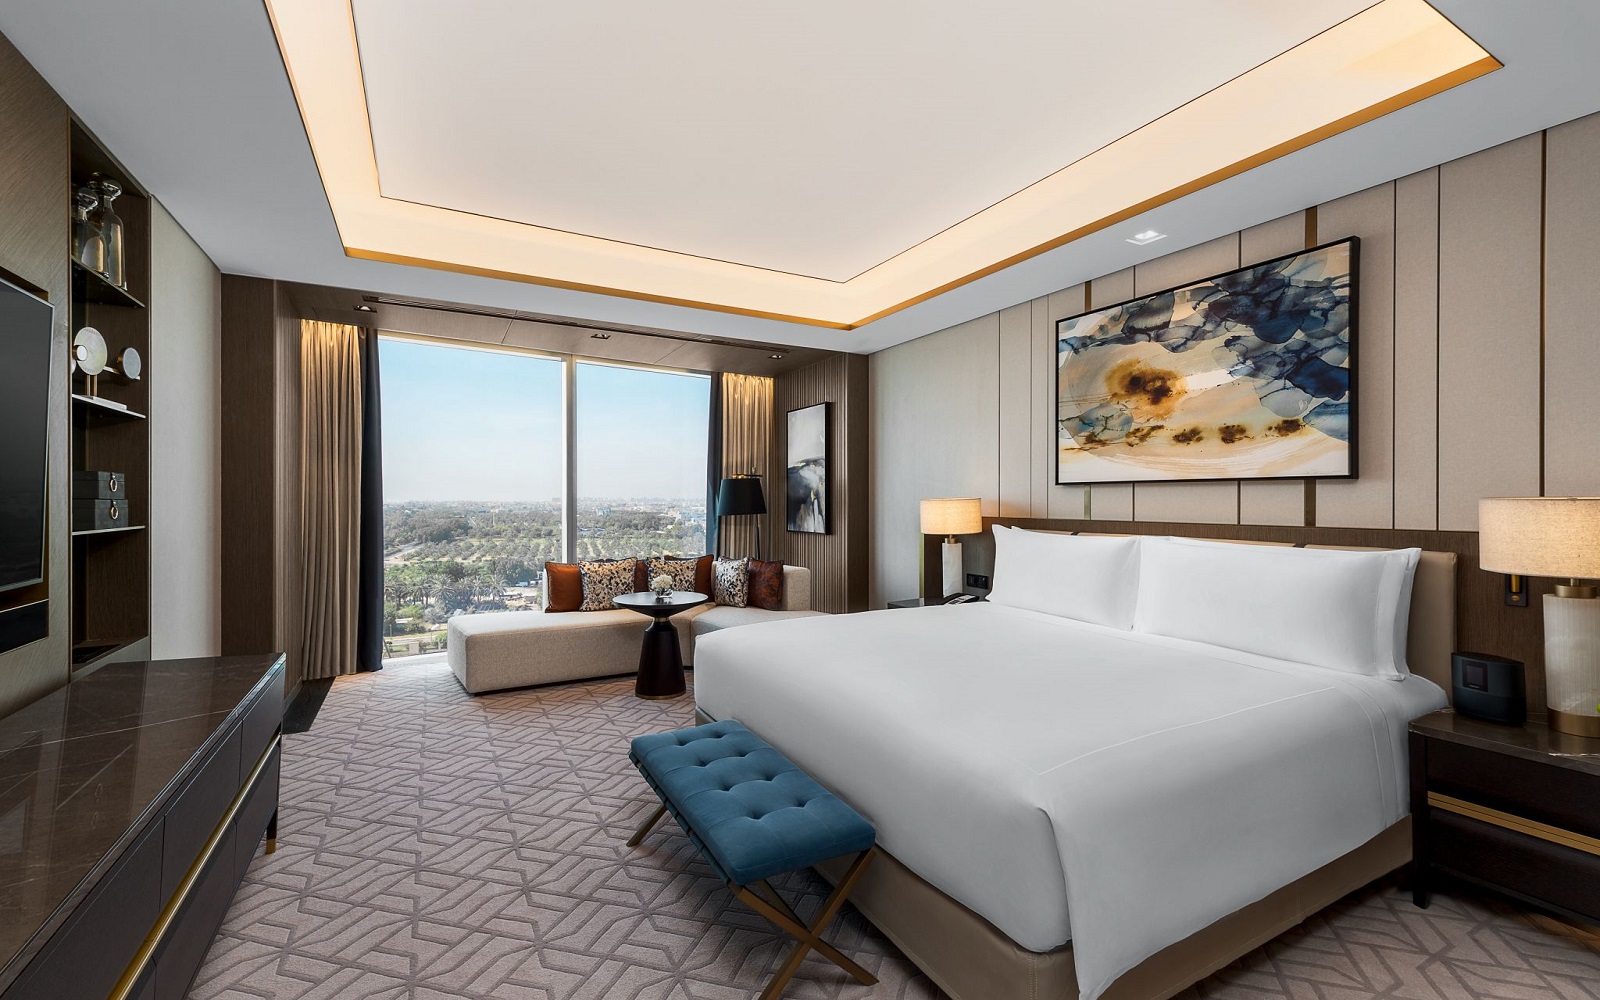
[920,498,983,537]
[1479,497,1600,579]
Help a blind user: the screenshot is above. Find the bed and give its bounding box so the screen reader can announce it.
[692,535,1456,1000]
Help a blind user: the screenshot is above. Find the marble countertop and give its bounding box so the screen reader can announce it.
[0,654,284,990]
[1411,708,1600,776]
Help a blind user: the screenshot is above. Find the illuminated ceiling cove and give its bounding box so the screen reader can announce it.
[266,0,1496,329]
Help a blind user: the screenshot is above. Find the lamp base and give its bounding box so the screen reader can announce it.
[1544,592,1600,739]
[941,539,963,598]
[1548,707,1600,738]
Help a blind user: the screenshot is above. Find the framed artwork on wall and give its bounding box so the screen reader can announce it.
[1055,238,1359,485]
[786,402,829,533]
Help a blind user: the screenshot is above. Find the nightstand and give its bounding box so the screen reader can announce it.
[1410,710,1600,922]
[885,596,983,609]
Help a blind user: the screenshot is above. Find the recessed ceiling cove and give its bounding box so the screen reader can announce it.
[267,0,1497,329]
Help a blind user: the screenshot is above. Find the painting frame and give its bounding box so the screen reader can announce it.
[1054,237,1359,487]
[785,401,831,534]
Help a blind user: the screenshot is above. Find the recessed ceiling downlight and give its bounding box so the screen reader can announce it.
[1125,230,1168,246]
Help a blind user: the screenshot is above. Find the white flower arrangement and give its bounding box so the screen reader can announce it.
[651,573,674,596]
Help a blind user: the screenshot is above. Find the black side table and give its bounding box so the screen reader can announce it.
[1410,709,1600,921]
[886,596,982,609]
[614,591,709,700]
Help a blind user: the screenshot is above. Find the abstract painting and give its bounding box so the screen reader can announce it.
[1056,239,1357,485]
[786,402,829,533]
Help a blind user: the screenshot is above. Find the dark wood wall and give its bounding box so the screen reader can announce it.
[770,355,869,613]
[0,31,72,716]
[929,518,1552,717]
[220,275,303,694]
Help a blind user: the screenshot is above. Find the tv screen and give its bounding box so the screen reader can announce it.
[0,277,53,594]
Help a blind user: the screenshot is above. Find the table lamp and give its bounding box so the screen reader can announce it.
[1479,497,1600,736]
[920,498,983,598]
[716,474,767,559]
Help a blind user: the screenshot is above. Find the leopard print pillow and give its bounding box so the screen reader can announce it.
[712,557,749,608]
[646,556,699,594]
[579,558,640,611]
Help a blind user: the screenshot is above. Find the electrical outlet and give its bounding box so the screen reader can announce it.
[966,573,990,590]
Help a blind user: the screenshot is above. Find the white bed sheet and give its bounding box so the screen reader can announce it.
[692,603,1445,1000]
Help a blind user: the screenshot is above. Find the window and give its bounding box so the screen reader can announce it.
[379,339,563,658]
[379,342,711,659]
[575,362,711,559]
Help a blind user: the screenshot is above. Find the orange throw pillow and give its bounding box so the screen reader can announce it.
[544,562,582,612]
[694,554,713,595]
[748,559,785,611]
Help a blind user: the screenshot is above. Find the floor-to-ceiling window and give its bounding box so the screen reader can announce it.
[379,342,711,658]
[379,339,564,657]
[575,362,711,559]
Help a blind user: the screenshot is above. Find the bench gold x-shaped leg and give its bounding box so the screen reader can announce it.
[731,847,879,1000]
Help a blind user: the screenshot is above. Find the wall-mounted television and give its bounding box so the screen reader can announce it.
[0,276,53,594]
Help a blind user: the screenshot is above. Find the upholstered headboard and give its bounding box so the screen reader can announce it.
[975,528,1458,696]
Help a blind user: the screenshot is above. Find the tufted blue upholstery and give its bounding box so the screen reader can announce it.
[630,720,875,886]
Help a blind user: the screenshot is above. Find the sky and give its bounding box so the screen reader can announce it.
[379,339,711,502]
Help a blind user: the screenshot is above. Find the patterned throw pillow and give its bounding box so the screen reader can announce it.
[712,557,750,608]
[747,559,784,611]
[579,558,640,611]
[647,557,699,594]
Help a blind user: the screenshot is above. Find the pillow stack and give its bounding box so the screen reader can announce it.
[541,553,783,612]
[986,525,1421,678]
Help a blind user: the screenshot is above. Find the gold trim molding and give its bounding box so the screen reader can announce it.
[267,0,1498,329]
[1428,791,1600,858]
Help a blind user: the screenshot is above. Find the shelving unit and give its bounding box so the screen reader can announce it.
[68,119,152,675]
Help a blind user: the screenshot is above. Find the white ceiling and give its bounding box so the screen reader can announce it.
[1,1,1598,354]
[355,0,1368,282]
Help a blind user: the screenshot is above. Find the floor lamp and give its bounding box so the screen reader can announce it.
[717,475,767,560]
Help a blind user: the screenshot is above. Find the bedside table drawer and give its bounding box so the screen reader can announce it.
[1431,809,1600,922]
[1427,739,1600,838]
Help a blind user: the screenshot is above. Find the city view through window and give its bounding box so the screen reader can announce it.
[380,339,711,658]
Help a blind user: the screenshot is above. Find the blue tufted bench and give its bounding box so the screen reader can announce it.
[627,719,878,999]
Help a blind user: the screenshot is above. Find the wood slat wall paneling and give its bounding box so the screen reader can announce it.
[1086,270,1135,520]
[998,302,1032,517]
[1129,235,1243,524]
[0,31,70,716]
[1394,167,1442,530]
[773,354,869,613]
[1318,182,1398,529]
[1437,134,1544,531]
[1542,114,1600,497]
[1239,212,1312,525]
[1043,285,1088,519]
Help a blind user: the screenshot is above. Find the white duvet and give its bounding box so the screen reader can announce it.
[692,603,1445,1000]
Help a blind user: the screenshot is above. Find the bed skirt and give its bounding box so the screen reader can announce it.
[813,818,1411,1000]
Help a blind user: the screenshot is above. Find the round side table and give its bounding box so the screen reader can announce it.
[613,591,709,699]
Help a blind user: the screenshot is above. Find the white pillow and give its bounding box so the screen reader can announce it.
[987,526,1141,629]
[1132,537,1420,678]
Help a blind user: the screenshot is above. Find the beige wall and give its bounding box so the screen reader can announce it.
[870,114,1600,605]
[150,202,221,658]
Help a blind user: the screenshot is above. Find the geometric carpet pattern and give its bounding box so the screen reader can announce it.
[190,660,1600,1000]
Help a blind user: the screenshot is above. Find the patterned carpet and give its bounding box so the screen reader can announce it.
[191,660,1600,1000]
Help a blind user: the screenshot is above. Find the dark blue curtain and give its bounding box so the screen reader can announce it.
[355,331,384,672]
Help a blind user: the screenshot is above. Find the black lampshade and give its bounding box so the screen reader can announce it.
[716,476,767,517]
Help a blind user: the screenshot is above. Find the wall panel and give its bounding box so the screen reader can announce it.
[773,354,869,613]
[997,302,1032,517]
[868,313,999,606]
[1318,182,1396,529]
[1130,236,1242,524]
[1544,114,1600,496]
[1238,212,1312,525]
[1393,168,1442,529]
[1028,296,1052,516]
[1437,134,1544,530]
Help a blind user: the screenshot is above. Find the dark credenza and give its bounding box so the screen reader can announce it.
[0,654,285,1000]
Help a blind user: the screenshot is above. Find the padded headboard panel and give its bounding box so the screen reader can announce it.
[987,529,1458,696]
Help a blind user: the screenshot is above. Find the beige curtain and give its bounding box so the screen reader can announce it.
[299,320,363,680]
[719,372,774,559]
